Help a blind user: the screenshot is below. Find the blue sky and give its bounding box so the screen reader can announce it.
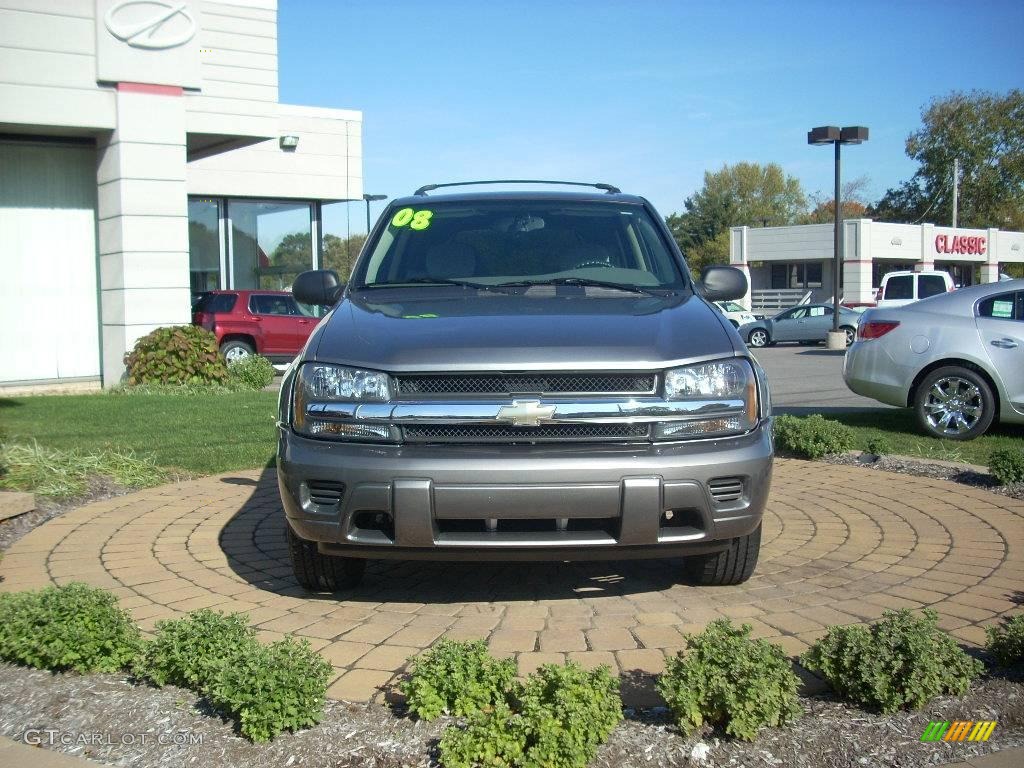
[279,0,1024,235]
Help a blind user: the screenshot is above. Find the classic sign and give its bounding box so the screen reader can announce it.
[934,234,986,256]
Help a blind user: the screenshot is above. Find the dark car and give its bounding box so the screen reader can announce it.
[276,181,773,591]
[192,290,320,363]
[739,303,862,348]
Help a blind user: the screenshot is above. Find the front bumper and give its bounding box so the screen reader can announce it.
[277,421,773,561]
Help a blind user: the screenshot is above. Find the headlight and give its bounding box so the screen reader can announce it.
[293,363,396,441]
[657,359,758,440]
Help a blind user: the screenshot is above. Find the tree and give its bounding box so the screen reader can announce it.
[801,176,871,224]
[666,162,808,275]
[322,233,367,279]
[870,90,1024,228]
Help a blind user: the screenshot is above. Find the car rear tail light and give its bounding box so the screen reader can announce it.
[858,321,900,340]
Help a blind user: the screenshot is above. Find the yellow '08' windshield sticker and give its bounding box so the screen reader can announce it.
[391,208,433,230]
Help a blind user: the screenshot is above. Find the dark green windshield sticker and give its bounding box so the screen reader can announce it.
[391,208,433,230]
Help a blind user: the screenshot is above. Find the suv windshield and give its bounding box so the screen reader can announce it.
[352,200,687,291]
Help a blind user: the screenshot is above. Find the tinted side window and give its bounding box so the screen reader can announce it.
[918,275,947,299]
[978,292,1021,321]
[196,293,237,313]
[884,275,913,300]
[250,295,298,315]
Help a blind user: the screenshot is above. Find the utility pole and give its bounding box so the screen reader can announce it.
[951,158,959,228]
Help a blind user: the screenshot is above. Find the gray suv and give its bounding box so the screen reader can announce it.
[278,181,773,591]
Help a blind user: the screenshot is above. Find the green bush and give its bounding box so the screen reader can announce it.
[657,619,801,741]
[439,661,622,768]
[986,615,1024,667]
[124,325,228,386]
[773,414,855,459]
[865,436,892,456]
[208,636,332,742]
[137,609,256,691]
[989,447,1024,485]
[227,354,276,390]
[801,609,984,713]
[0,583,142,673]
[400,638,517,720]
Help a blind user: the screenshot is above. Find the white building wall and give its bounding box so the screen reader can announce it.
[187,104,363,201]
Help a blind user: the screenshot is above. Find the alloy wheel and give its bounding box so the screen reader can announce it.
[225,346,250,363]
[749,329,768,348]
[922,376,984,436]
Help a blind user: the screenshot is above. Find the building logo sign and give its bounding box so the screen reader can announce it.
[104,0,196,50]
[935,234,986,256]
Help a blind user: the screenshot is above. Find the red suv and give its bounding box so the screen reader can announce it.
[192,290,320,363]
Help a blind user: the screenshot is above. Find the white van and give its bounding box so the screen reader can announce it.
[876,270,954,308]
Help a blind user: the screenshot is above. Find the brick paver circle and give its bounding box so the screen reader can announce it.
[1,459,1021,704]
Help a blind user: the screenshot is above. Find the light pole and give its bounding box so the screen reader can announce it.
[808,125,868,348]
[363,194,387,233]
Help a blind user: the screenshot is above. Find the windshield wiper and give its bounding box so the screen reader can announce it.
[493,277,665,296]
[357,278,512,294]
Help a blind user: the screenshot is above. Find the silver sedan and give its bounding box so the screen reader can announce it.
[844,280,1024,440]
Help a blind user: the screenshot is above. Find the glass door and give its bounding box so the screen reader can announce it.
[227,200,315,291]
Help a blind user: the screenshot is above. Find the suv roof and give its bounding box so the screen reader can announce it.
[390,189,648,207]
[202,289,291,296]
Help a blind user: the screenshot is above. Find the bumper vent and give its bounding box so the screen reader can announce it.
[708,477,744,503]
[403,423,650,443]
[394,372,656,396]
[306,481,345,506]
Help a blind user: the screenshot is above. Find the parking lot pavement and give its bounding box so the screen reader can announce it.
[751,344,893,413]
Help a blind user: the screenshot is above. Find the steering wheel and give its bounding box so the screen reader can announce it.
[573,261,614,269]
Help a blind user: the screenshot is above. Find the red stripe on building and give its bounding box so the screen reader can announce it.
[116,82,183,96]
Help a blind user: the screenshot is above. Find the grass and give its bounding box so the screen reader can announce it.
[823,409,1024,468]
[0,390,278,480]
[0,442,167,498]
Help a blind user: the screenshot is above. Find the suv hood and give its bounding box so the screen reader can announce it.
[311,290,738,371]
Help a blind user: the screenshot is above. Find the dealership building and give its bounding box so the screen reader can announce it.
[0,0,362,389]
[730,220,1024,311]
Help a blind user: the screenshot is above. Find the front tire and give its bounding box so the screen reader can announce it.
[683,525,761,585]
[747,328,769,348]
[286,525,366,591]
[914,366,995,441]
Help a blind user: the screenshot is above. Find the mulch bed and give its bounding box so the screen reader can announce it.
[0,663,1021,768]
[824,452,1024,501]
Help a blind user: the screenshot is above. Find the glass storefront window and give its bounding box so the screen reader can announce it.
[770,262,824,289]
[229,201,314,290]
[188,199,221,300]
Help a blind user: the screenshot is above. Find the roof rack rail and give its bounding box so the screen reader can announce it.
[413,180,621,196]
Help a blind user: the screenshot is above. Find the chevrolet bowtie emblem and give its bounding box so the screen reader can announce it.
[496,400,556,427]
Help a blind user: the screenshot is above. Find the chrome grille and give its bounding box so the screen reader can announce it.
[403,423,650,443]
[394,373,656,396]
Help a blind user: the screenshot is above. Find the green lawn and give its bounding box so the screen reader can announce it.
[825,409,1024,467]
[1,391,279,476]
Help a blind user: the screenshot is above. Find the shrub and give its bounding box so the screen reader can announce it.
[0,441,165,498]
[439,661,622,768]
[124,325,228,386]
[227,353,276,390]
[989,447,1024,486]
[208,636,332,742]
[801,609,983,713]
[773,414,855,459]
[986,615,1024,667]
[657,619,801,741]
[137,609,256,691]
[0,583,142,673]
[865,436,892,456]
[400,638,517,720]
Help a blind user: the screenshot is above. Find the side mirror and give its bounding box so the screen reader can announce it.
[293,270,343,306]
[698,265,747,302]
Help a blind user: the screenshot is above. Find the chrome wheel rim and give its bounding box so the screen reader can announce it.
[225,346,250,363]
[844,328,855,346]
[749,330,767,347]
[923,376,983,435]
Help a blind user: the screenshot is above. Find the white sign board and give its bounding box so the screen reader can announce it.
[95,0,202,88]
